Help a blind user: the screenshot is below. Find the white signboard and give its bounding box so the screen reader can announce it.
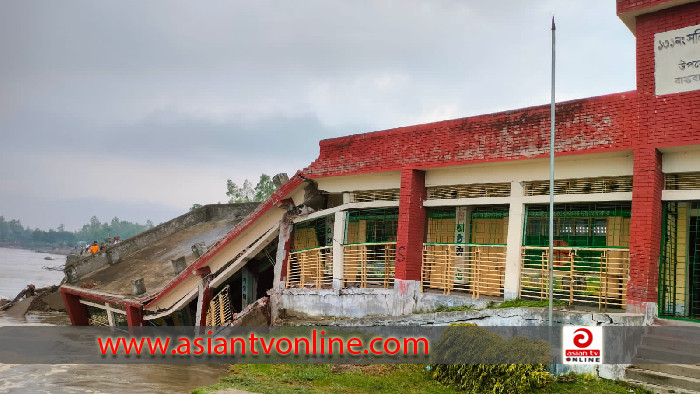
[562,326,603,365]
[655,23,700,95]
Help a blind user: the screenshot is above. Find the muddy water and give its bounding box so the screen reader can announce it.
[0,248,229,393]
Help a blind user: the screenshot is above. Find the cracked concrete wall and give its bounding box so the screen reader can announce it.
[291,305,645,327]
[276,287,491,319]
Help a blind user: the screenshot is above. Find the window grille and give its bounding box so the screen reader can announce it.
[659,201,700,321]
[352,189,400,202]
[345,208,399,244]
[422,206,508,297]
[520,202,631,310]
[426,182,511,200]
[287,216,334,288]
[291,216,333,252]
[342,208,398,288]
[523,176,632,196]
[665,172,700,190]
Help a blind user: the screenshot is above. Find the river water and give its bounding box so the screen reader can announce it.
[0,247,229,393]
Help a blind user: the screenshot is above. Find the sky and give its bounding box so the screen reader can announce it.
[0,0,636,231]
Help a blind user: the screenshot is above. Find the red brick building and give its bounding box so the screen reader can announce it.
[62,0,700,326]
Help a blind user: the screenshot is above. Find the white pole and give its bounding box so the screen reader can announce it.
[549,16,556,327]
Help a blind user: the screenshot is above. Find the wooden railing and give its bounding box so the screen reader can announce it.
[343,242,396,288]
[286,246,333,289]
[519,246,628,310]
[422,244,506,297]
[206,285,233,326]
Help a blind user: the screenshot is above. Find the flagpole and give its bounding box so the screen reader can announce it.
[548,16,556,327]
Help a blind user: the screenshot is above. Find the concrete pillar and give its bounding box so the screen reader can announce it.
[627,148,664,316]
[273,218,292,290]
[60,289,89,326]
[504,181,525,300]
[191,242,207,258]
[271,218,292,325]
[395,169,426,283]
[171,256,188,275]
[132,278,146,296]
[272,173,289,189]
[241,267,255,309]
[332,210,346,289]
[125,304,143,326]
[194,267,213,327]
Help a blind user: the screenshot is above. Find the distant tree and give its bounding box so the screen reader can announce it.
[226,174,276,203]
[254,174,276,202]
[0,215,152,249]
[226,179,255,203]
[190,203,203,211]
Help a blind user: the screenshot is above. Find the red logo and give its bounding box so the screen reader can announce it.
[573,328,593,348]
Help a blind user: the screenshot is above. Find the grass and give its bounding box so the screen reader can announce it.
[431,304,473,313]
[494,298,568,309]
[192,365,653,394]
[534,372,654,394]
[423,298,567,313]
[192,364,458,394]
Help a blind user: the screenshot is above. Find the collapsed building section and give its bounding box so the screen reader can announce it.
[61,0,700,326]
[59,203,259,326]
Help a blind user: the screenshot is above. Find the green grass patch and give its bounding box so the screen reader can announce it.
[192,365,653,394]
[532,372,654,393]
[493,298,568,309]
[431,304,473,313]
[192,364,459,394]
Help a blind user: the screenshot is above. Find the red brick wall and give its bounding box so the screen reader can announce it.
[395,169,426,282]
[305,93,640,178]
[629,149,664,304]
[617,0,687,15]
[635,1,700,148]
[628,1,700,304]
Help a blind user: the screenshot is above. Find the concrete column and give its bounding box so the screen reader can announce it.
[627,148,664,318]
[60,289,89,326]
[271,218,292,325]
[395,169,426,282]
[194,267,213,327]
[241,267,255,309]
[332,210,346,289]
[504,180,525,301]
[274,218,292,290]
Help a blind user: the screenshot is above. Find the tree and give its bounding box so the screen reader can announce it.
[254,174,275,201]
[227,174,275,203]
[190,203,203,211]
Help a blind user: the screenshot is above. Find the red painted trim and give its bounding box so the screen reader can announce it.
[60,288,89,326]
[197,286,213,327]
[195,267,211,276]
[126,305,144,327]
[60,286,142,309]
[145,174,305,308]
